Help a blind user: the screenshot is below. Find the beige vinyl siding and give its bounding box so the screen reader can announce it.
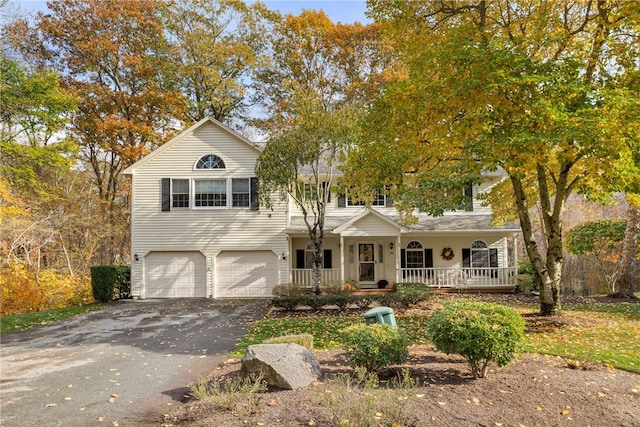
[401,235,508,269]
[129,121,288,298]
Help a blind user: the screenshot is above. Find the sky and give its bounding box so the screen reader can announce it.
[11,0,370,25]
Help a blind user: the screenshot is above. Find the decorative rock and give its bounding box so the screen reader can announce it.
[240,343,322,390]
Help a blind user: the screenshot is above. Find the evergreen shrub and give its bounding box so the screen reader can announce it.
[341,323,409,373]
[427,300,525,378]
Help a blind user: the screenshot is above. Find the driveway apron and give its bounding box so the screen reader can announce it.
[0,299,269,427]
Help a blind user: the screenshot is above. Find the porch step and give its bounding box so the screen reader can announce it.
[351,288,396,295]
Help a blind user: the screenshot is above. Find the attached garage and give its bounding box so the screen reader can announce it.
[216,251,278,297]
[145,251,206,298]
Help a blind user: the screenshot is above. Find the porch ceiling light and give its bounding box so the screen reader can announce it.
[390,242,394,250]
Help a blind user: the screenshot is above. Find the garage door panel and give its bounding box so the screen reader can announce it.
[217,251,277,297]
[145,252,206,298]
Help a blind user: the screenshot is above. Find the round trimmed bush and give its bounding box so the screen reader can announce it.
[341,323,409,374]
[426,300,525,378]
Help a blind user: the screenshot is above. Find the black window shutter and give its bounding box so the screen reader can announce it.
[323,249,332,269]
[322,182,331,203]
[400,249,406,268]
[296,250,305,269]
[490,248,498,278]
[489,249,498,267]
[161,178,171,211]
[250,177,259,211]
[464,184,473,211]
[337,194,346,207]
[462,248,471,267]
[425,249,434,268]
[425,248,434,278]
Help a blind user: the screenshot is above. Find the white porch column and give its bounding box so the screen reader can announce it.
[340,235,345,282]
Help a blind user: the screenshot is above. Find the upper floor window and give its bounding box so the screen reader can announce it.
[347,189,385,207]
[162,177,258,211]
[171,179,190,208]
[196,154,225,170]
[195,179,226,207]
[232,178,250,208]
[298,182,330,202]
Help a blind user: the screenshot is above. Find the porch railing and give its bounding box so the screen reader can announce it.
[291,268,342,285]
[291,267,515,288]
[400,267,516,288]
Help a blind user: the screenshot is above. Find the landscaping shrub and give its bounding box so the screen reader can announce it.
[323,294,351,310]
[341,323,409,374]
[426,300,525,378]
[272,283,312,296]
[0,262,93,315]
[90,265,130,302]
[394,283,430,308]
[271,295,302,311]
[264,333,314,351]
[189,373,267,418]
[517,260,540,293]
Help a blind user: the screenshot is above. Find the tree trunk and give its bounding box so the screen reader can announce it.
[511,175,563,316]
[613,202,639,299]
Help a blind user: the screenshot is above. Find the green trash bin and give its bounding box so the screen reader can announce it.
[363,306,397,328]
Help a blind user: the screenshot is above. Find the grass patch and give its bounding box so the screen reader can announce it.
[233,301,640,373]
[523,308,640,372]
[0,305,105,335]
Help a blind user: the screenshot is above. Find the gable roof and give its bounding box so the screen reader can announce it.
[332,209,403,234]
[123,117,261,175]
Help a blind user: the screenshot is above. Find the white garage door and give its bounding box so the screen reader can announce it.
[145,252,206,298]
[217,251,278,297]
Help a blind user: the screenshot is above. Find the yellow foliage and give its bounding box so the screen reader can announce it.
[0,263,93,316]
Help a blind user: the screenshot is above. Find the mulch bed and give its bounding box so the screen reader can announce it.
[160,294,640,427]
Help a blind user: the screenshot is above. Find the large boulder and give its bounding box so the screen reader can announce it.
[240,343,322,390]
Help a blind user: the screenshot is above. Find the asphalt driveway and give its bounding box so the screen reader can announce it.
[0,299,270,427]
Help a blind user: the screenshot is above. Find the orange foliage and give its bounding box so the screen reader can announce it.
[0,263,94,316]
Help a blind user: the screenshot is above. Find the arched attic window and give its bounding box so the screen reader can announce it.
[195,154,225,170]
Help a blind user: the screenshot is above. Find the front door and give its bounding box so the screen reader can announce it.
[358,243,376,283]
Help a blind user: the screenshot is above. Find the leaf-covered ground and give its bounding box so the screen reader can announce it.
[160,294,640,426]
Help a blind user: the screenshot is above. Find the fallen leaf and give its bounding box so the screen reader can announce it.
[45,403,57,408]
[438,402,447,406]
[308,419,316,426]
[472,397,480,405]
[536,406,543,411]
[268,399,277,406]
[97,416,105,422]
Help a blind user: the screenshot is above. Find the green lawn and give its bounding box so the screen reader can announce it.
[1,305,105,335]
[232,300,640,373]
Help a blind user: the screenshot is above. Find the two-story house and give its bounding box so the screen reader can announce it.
[124,117,520,299]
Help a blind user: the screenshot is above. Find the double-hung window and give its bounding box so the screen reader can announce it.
[232,178,250,208]
[195,179,227,207]
[347,189,385,206]
[171,179,190,208]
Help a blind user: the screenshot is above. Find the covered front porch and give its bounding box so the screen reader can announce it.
[286,210,520,292]
[291,266,517,291]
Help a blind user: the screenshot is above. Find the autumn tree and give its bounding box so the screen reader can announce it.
[6,0,186,263]
[255,10,389,133]
[159,0,275,124]
[255,11,386,293]
[0,54,80,271]
[565,220,628,293]
[256,90,360,294]
[350,0,640,315]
